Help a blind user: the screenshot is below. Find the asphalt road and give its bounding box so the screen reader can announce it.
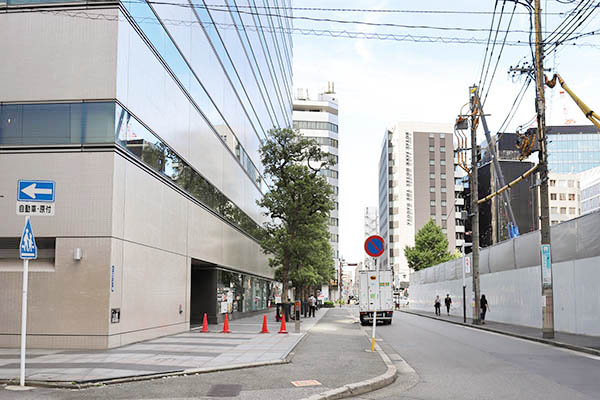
[352,310,600,400]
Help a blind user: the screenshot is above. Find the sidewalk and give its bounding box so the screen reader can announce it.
[401,308,600,355]
[1,307,400,400]
[0,308,327,386]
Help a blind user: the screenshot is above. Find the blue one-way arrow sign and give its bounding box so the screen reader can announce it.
[19,217,38,260]
[18,180,55,202]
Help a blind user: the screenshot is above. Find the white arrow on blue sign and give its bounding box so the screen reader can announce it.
[19,217,38,260]
[18,180,55,202]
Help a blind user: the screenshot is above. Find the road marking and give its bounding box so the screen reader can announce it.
[291,379,322,387]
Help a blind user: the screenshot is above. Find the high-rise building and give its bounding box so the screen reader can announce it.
[578,166,600,215]
[0,0,292,348]
[292,83,340,266]
[547,173,581,225]
[379,122,455,287]
[547,125,600,173]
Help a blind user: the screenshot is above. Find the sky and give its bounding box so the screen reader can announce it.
[291,0,600,262]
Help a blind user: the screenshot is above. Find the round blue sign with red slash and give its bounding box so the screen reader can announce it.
[364,235,385,257]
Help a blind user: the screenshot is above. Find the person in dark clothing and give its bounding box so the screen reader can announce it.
[444,294,452,315]
[434,295,441,316]
[480,294,490,324]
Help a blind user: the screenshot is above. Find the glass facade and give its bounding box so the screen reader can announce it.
[216,269,275,316]
[0,102,263,241]
[293,120,339,133]
[547,132,600,173]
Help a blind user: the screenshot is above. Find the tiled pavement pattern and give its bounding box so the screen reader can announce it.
[0,308,328,383]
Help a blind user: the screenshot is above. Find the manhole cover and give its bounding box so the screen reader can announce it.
[291,380,322,387]
[207,384,242,397]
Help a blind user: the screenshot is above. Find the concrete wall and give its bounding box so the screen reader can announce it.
[409,211,600,336]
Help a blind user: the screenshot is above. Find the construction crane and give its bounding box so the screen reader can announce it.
[517,73,600,160]
[545,73,600,129]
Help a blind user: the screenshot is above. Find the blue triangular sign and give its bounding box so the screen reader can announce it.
[19,217,37,260]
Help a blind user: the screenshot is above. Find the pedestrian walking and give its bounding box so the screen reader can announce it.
[480,294,490,324]
[434,295,441,316]
[444,294,452,315]
[309,295,316,317]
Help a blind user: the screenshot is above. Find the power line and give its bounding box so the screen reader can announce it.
[132,1,600,16]
[478,1,501,95]
[482,1,520,107]
[122,0,564,35]
[480,1,509,105]
[37,9,600,47]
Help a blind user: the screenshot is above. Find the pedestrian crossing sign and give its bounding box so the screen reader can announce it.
[19,217,37,260]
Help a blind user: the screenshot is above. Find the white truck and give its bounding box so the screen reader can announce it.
[358,269,394,326]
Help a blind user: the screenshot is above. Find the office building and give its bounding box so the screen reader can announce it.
[579,166,600,215]
[379,122,455,287]
[0,0,292,348]
[292,83,340,273]
[548,173,581,225]
[547,125,600,173]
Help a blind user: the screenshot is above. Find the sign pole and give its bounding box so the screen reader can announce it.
[371,256,378,352]
[20,256,29,387]
[462,244,466,324]
[364,235,385,353]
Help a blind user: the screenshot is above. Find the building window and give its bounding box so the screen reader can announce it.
[430,201,436,206]
[568,180,575,188]
[550,180,556,187]
[440,160,446,166]
[551,220,559,225]
[440,133,445,138]
[440,146,446,152]
[569,207,576,215]
[441,173,446,179]
[441,214,447,220]
[430,173,436,179]
[568,193,575,201]
[441,200,447,206]
[441,187,447,193]
[429,146,435,151]
[430,187,435,192]
[429,160,435,165]
[550,193,557,200]
[429,133,434,138]
[559,193,566,201]
[560,207,567,214]
[551,206,558,214]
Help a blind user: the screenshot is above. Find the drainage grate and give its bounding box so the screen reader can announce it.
[206,384,243,397]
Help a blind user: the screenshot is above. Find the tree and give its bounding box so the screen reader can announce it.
[404,219,457,271]
[258,128,335,300]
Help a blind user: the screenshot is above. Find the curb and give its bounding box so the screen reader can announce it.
[400,309,600,357]
[0,310,330,390]
[300,310,401,400]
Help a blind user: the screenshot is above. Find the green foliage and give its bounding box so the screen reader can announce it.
[258,128,336,296]
[404,219,457,271]
[322,301,335,308]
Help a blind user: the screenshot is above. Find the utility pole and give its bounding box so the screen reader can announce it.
[534,0,554,339]
[469,86,481,325]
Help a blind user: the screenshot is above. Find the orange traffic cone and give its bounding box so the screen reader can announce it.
[260,315,269,333]
[201,313,209,333]
[222,313,231,333]
[278,314,288,334]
